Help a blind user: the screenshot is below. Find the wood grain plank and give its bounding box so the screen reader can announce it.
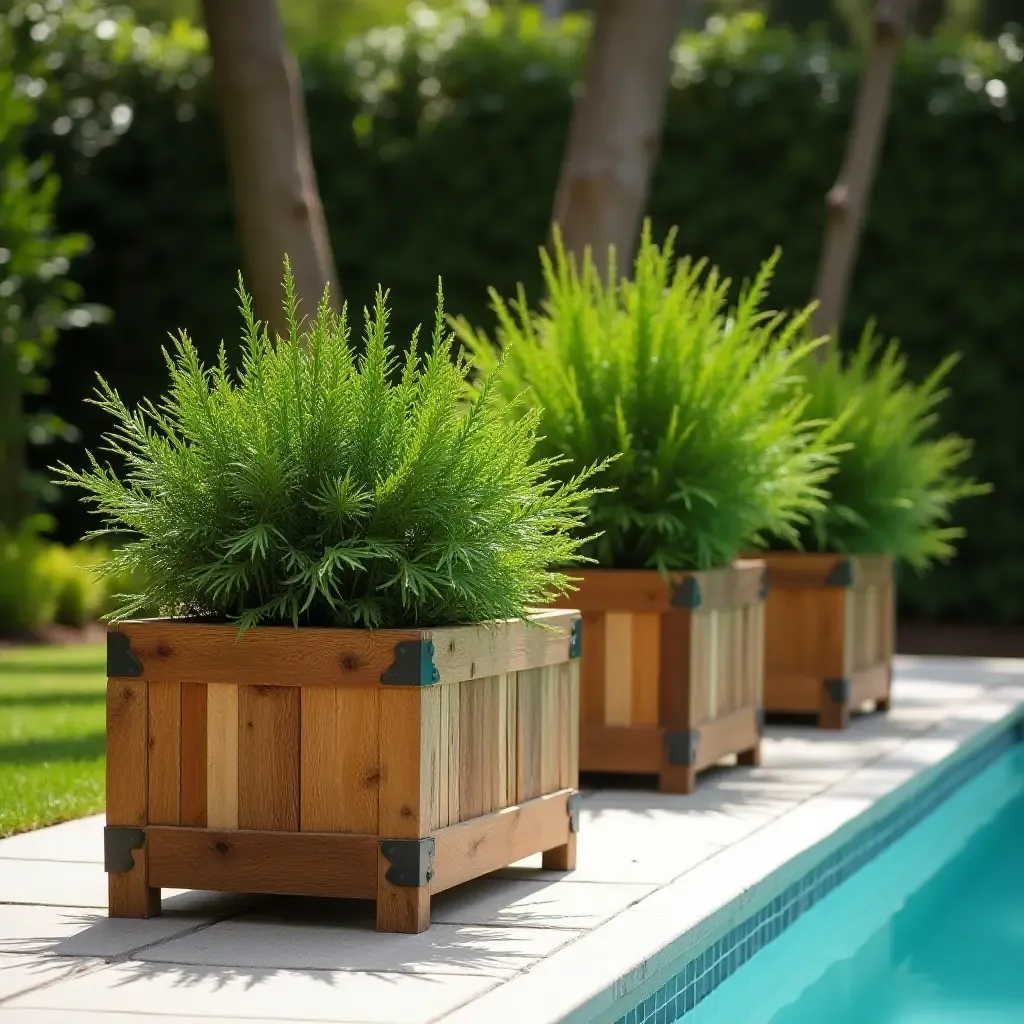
[147,682,181,826]
[426,610,579,683]
[458,680,485,821]
[238,685,300,832]
[580,723,661,773]
[206,683,238,829]
[300,688,380,833]
[147,826,376,899]
[580,612,606,726]
[506,673,518,807]
[567,659,580,790]
[604,613,633,726]
[629,613,660,727]
[430,790,575,893]
[179,683,207,827]
[515,668,543,802]
[106,676,159,917]
[438,684,450,829]
[448,682,461,825]
[494,675,508,813]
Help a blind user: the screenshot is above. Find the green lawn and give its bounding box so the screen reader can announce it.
[0,643,106,838]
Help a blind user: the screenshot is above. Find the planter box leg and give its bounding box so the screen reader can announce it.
[376,848,430,934]
[105,830,160,919]
[542,834,577,872]
[818,701,850,730]
[876,696,891,713]
[658,765,697,795]
[737,742,761,767]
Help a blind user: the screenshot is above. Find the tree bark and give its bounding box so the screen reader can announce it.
[810,0,914,350]
[551,0,685,272]
[201,0,339,335]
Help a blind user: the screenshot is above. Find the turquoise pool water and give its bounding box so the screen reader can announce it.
[682,744,1024,1024]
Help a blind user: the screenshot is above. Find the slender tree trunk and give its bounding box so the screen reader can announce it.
[201,0,339,335]
[551,0,685,272]
[810,0,914,349]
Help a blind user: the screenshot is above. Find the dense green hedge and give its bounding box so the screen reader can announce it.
[19,4,1024,623]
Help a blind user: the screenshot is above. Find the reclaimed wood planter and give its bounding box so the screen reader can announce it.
[550,560,766,794]
[103,609,581,933]
[763,553,895,729]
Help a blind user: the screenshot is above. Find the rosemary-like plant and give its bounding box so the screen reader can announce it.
[454,226,839,572]
[784,328,990,567]
[55,264,604,629]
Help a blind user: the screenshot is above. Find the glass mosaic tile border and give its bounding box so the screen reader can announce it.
[614,717,1024,1024]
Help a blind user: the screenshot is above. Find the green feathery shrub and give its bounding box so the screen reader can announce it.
[55,264,604,630]
[454,226,839,572]
[783,329,990,567]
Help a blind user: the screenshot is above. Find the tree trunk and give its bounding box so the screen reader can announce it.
[551,0,684,272]
[201,0,339,335]
[810,0,914,350]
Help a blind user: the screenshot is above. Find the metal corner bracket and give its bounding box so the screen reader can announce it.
[824,676,852,706]
[755,707,765,736]
[567,791,581,834]
[670,576,703,610]
[825,559,854,588]
[568,618,583,660]
[664,728,700,767]
[104,826,146,874]
[107,631,143,678]
[379,837,436,887]
[759,567,770,601]
[381,639,440,686]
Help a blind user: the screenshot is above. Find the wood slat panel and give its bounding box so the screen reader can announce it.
[604,613,632,727]
[515,667,544,803]
[540,666,558,794]
[147,826,377,899]
[427,610,579,682]
[447,683,461,827]
[300,687,380,834]
[558,662,571,790]
[206,683,238,829]
[238,685,300,832]
[430,790,575,894]
[506,673,518,807]
[567,659,580,790]
[147,681,181,826]
[692,706,760,772]
[761,552,852,589]
[493,675,508,814]
[106,676,158,917]
[629,613,660,727]
[658,611,692,734]
[550,562,765,613]
[458,680,485,821]
[580,612,606,726]
[438,684,451,829]
[179,682,207,827]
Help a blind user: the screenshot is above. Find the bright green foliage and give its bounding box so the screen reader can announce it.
[456,227,839,572]
[784,331,990,568]
[0,643,106,838]
[0,518,62,634]
[56,266,604,630]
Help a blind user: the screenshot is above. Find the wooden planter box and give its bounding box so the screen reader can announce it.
[763,553,895,729]
[103,609,581,934]
[550,560,766,794]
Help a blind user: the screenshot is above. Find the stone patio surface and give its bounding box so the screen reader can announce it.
[1,655,1022,1024]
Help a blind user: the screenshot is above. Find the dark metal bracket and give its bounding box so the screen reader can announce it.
[671,576,703,610]
[824,677,851,706]
[825,559,854,588]
[104,826,145,874]
[379,837,436,887]
[381,640,440,686]
[755,707,765,736]
[568,618,583,660]
[567,791,581,834]
[107,631,143,678]
[664,728,700,767]
[759,568,770,601]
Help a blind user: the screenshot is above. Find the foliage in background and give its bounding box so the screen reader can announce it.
[456,228,838,572]
[57,266,605,629]
[777,331,989,566]
[9,1,1024,622]
[0,27,100,527]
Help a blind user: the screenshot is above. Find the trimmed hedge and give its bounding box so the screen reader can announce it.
[20,5,1024,623]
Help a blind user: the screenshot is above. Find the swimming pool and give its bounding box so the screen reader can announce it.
[613,723,1024,1024]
